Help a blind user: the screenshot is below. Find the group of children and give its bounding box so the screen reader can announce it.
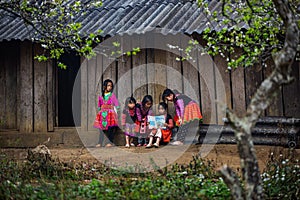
[93,79,203,148]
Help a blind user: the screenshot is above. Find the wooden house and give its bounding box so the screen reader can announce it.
[0,0,299,147]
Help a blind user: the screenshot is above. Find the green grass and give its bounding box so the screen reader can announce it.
[0,149,299,200]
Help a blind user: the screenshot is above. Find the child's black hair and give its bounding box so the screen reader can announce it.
[162,88,177,102]
[158,102,168,111]
[102,79,114,98]
[142,95,153,106]
[125,95,136,106]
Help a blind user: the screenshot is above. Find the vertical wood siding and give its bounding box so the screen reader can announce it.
[0,41,54,132]
[1,37,299,132]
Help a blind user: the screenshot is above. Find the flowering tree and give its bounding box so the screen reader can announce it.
[199,0,299,199]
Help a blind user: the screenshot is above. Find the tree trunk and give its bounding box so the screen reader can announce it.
[219,0,299,199]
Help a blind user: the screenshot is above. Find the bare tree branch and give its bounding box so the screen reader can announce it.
[219,1,299,199]
[219,165,244,200]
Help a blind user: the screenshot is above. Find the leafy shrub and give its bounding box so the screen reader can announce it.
[262,148,300,199]
[0,153,231,199]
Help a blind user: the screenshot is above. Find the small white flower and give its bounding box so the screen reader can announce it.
[198,174,205,179]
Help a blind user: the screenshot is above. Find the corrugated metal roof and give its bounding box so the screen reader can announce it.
[0,0,227,41]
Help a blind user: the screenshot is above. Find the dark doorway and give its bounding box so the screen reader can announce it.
[57,52,81,126]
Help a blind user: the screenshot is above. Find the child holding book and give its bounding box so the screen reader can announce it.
[146,102,174,148]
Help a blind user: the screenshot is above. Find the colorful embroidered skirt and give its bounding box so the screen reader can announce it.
[93,108,118,130]
[124,123,136,137]
[183,102,202,125]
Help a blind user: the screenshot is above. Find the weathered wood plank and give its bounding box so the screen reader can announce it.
[4,41,18,129]
[154,49,167,112]
[231,67,246,117]
[54,62,59,127]
[102,54,116,84]
[0,42,6,129]
[166,51,183,92]
[47,58,54,131]
[33,43,47,132]
[87,57,97,131]
[214,54,231,124]
[116,34,132,111]
[283,61,300,117]
[180,34,201,108]
[19,41,33,133]
[132,34,147,103]
[264,59,283,116]
[81,57,88,131]
[245,64,264,114]
[166,34,183,93]
[146,48,155,103]
[198,53,217,124]
[95,54,103,110]
[230,50,246,117]
[182,59,200,103]
[117,54,132,111]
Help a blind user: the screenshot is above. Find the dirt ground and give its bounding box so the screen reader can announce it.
[1,144,299,173]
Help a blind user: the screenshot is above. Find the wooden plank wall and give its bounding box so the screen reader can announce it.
[81,35,300,131]
[0,41,55,132]
[1,36,299,133]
